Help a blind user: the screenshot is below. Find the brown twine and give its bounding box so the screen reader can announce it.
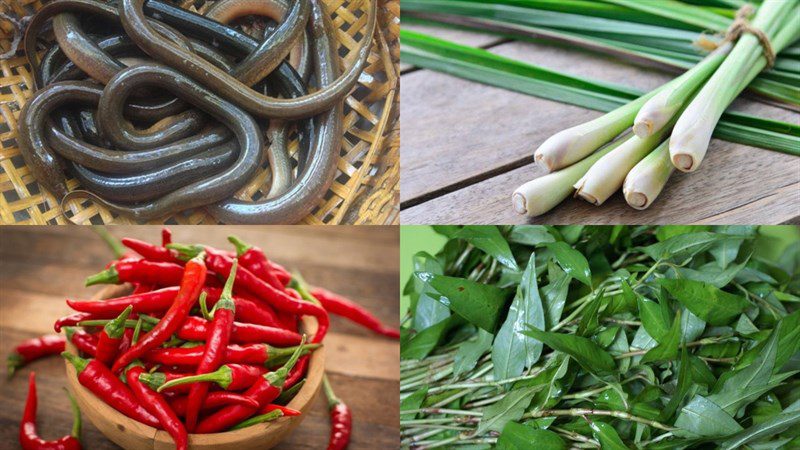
[696,4,776,68]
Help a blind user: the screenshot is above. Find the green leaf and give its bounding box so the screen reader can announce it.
[455,226,519,271]
[476,385,543,435]
[637,296,672,342]
[497,422,566,450]
[523,327,616,375]
[508,226,555,246]
[493,254,545,379]
[542,264,570,329]
[415,272,510,332]
[589,420,630,450]
[401,315,462,360]
[454,328,493,377]
[658,278,750,325]
[674,395,743,438]
[719,399,800,450]
[411,252,449,331]
[544,241,592,287]
[672,259,749,288]
[641,232,748,262]
[708,323,780,415]
[400,387,428,420]
[661,344,693,421]
[641,310,682,363]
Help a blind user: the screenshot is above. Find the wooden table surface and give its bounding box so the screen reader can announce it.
[400,25,800,225]
[0,226,400,449]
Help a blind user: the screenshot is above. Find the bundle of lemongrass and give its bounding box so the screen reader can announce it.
[513,0,800,217]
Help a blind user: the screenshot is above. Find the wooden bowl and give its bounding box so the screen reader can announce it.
[64,284,325,450]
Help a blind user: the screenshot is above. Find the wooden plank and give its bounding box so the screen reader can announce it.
[401,155,800,224]
[400,38,800,223]
[0,226,400,449]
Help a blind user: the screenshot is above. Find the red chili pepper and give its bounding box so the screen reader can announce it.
[227,235,283,290]
[169,245,329,343]
[111,253,207,373]
[126,364,187,450]
[8,335,66,378]
[67,288,180,315]
[95,306,133,366]
[269,261,292,286]
[311,287,400,339]
[131,283,154,294]
[61,352,160,427]
[206,291,282,328]
[64,328,98,357]
[169,392,260,416]
[161,228,172,246]
[155,364,269,392]
[260,404,301,417]
[284,356,309,391]
[20,372,82,450]
[85,260,186,287]
[323,375,352,450]
[144,342,319,368]
[194,336,307,433]
[122,238,180,263]
[54,312,115,333]
[177,316,302,346]
[183,261,238,431]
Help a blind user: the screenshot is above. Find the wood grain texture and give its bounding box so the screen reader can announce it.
[400,33,800,224]
[0,226,400,449]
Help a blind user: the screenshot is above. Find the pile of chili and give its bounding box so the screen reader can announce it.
[16,230,395,447]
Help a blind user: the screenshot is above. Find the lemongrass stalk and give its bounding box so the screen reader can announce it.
[574,126,671,206]
[533,96,653,171]
[623,139,674,209]
[514,133,631,216]
[633,43,732,139]
[670,0,800,172]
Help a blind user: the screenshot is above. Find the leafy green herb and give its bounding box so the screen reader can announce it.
[401,226,798,449]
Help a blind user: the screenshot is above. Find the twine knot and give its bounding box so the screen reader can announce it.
[696,4,775,68]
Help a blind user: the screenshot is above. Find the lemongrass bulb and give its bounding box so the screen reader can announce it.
[633,43,731,139]
[623,140,674,209]
[514,134,629,216]
[533,95,653,172]
[574,131,666,206]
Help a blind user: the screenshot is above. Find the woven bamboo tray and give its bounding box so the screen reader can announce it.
[0,0,399,225]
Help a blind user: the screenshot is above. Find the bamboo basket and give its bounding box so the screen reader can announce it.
[0,0,399,225]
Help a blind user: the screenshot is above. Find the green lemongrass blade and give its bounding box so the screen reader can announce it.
[402,30,800,156]
[468,0,707,31]
[602,0,731,31]
[402,29,637,97]
[401,45,624,112]
[404,2,799,106]
[402,0,701,41]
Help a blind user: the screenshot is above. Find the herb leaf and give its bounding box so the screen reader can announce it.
[544,241,592,287]
[523,327,616,375]
[455,225,519,270]
[658,278,750,325]
[493,254,545,379]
